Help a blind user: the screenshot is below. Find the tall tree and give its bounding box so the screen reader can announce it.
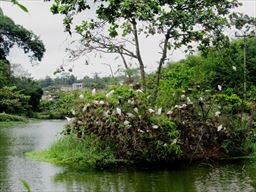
[0,8,45,87]
[0,9,45,62]
[50,0,245,101]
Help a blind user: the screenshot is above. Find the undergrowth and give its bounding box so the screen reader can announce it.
[26,134,117,169]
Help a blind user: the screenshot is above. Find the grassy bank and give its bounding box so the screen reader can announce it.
[26,134,122,169]
[0,113,28,127]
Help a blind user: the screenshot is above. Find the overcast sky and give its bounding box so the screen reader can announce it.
[0,0,255,79]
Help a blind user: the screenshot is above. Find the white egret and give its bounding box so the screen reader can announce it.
[92,88,96,96]
[217,124,223,132]
[99,100,105,105]
[136,89,143,94]
[71,109,76,115]
[157,108,162,115]
[82,104,90,112]
[152,125,159,129]
[124,120,130,126]
[187,97,192,104]
[166,110,173,115]
[116,107,122,116]
[106,90,114,98]
[138,129,144,133]
[171,139,177,145]
[127,113,135,118]
[65,116,75,122]
[103,110,110,117]
[215,111,221,117]
[79,94,84,99]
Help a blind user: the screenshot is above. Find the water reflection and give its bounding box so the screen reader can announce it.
[54,163,255,192]
[195,164,255,192]
[0,120,65,192]
[0,120,255,192]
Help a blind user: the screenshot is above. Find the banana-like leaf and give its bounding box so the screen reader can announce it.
[11,0,29,12]
[20,179,31,192]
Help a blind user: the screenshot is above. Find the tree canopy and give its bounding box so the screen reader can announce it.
[0,9,45,61]
[50,0,246,101]
[0,9,45,114]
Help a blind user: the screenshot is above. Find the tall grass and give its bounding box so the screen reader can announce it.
[0,113,27,122]
[27,134,116,169]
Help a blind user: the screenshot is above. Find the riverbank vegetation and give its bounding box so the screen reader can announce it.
[0,8,45,122]
[31,37,256,169]
[3,0,256,169]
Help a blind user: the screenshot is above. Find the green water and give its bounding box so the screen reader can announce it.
[0,120,255,192]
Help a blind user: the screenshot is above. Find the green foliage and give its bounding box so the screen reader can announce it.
[167,90,256,158]
[50,0,243,94]
[0,113,27,122]
[27,134,115,169]
[0,59,10,87]
[0,10,45,61]
[64,85,181,162]
[0,86,30,114]
[52,90,80,116]
[39,90,81,118]
[20,179,31,192]
[154,37,256,107]
[151,42,256,158]
[13,77,43,112]
[148,55,207,108]
[51,0,240,47]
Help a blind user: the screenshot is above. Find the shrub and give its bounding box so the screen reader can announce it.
[65,86,181,162]
[168,89,256,158]
[27,134,115,169]
[0,86,30,114]
[0,113,27,122]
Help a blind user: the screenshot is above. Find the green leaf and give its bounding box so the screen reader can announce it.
[16,3,29,12]
[20,179,31,192]
[11,0,29,12]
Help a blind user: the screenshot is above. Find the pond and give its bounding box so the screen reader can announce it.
[0,120,255,192]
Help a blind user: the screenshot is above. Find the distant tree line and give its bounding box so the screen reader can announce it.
[38,73,119,90]
[0,8,45,115]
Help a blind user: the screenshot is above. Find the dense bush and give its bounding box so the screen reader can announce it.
[158,85,256,158]
[65,86,181,162]
[0,86,30,114]
[0,113,27,122]
[144,38,256,158]
[27,134,115,169]
[13,77,43,112]
[39,90,81,118]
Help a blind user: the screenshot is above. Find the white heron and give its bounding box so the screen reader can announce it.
[116,107,122,116]
[106,90,114,98]
[127,113,135,118]
[152,125,159,129]
[92,88,96,96]
[157,108,162,115]
[79,94,84,99]
[136,89,143,94]
[65,116,75,122]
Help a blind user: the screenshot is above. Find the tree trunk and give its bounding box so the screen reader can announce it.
[131,19,146,91]
[153,30,171,105]
[119,50,132,83]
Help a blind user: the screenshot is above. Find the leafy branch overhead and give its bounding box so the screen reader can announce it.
[50,0,253,101]
[0,9,45,61]
[10,0,29,12]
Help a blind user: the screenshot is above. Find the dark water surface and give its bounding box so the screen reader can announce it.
[0,120,255,192]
